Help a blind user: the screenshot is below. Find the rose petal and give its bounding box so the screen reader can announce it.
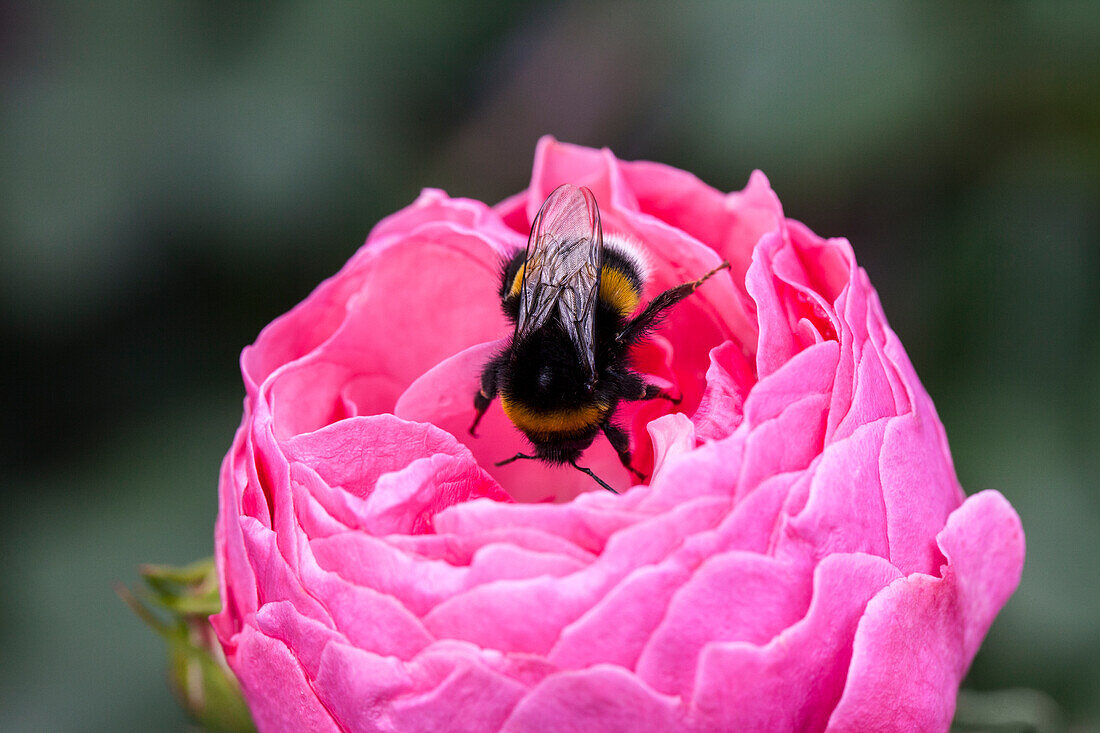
[692,340,755,441]
[737,340,838,495]
[636,553,812,697]
[212,413,260,644]
[311,531,466,616]
[387,653,527,732]
[526,136,641,222]
[262,231,508,437]
[232,620,340,732]
[285,415,448,483]
[692,553,902,731]
[773,419,891,568]
[621,163,784,298]
[826,491,1024,732]
[502,665,682,733]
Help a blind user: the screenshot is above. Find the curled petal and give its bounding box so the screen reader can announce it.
[827,491,1024,732]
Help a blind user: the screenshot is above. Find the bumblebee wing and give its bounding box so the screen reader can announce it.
[516,184,603,382]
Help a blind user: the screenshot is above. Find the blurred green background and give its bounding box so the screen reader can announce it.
[2,2,1097,730]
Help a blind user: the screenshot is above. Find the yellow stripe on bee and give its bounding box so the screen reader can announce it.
[511,262,638,316]
[509,264,526,297]
[599,266,641,316]
[500,395,609,436]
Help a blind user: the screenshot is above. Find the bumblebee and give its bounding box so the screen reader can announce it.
[469,184,729,493]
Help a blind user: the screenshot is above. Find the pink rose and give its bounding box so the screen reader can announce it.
[213,138,1024,732]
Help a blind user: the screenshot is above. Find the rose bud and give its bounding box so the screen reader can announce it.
[120,559,255,732]
[212,137,1024,732]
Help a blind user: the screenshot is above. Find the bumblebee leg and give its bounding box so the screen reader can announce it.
[470,356,504,436]
[602,422,646,483]
[470,389,493,436]
[640,383,682,405]
[569,460,619,494]
[495,452,537,467]
[616,261,730,345]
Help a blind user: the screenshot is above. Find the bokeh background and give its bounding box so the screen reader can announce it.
[2,2,1097,730]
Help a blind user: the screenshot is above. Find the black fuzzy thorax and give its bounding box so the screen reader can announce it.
[503,298,635,393]
[503,320,595,413]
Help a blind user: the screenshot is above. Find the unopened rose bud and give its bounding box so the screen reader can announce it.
[119,558,255,732]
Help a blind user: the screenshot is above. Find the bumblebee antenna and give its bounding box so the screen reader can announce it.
[494,454,619,494]
[569,460,619,494]
[495,452,537,467]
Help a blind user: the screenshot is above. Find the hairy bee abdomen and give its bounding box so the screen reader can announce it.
[598,235,648,317]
